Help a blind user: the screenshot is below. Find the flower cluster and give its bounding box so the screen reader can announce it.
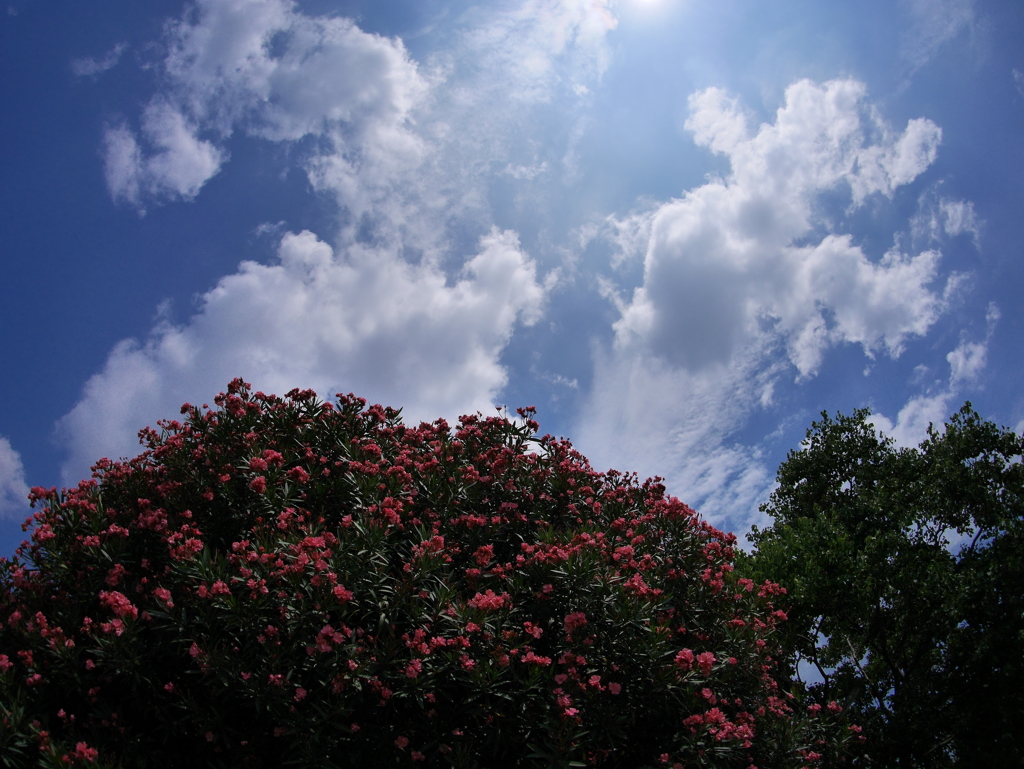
[0,379,854,767]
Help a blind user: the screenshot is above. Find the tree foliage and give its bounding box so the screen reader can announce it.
[743,403,1024,767]
[0,380,852,768]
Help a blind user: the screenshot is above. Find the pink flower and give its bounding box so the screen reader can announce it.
[696,651,716,676]
[249,476,267,494]
[105,564,126,587]
[72,742,98,763]
[563,611,587,633]
[523,621,543,639]
[294,687,307,702]
[674,648,695,671]
[411,750,425,761]
[332,585,353,603]
[98,590,138,620]
[521,651,552,666]
[467,590,510,612]
[405,659,423,678]
[706,707,726,725]
[395,736,409,749]
[608,682,622,695]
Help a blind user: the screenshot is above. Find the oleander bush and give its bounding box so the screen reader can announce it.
[0,379,853,768]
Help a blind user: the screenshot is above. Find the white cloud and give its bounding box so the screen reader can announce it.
[939,198,981,240]
[0,437,30,521]
[74,0,619,486]
[869,391,954,449]
[947,339,986,388]
[71,43,127,77]
[912,193,982,246]
[104,103,226,209]
[102,126,145,209]
[578,78,954,529]
[582,207,658,269]
[576,341,781,530]
[99,0,619,255]
[57,228,547,484]
[613,79,946,377]
[103,0,427,216]
[456,0,616,103]
[872,302,998,447]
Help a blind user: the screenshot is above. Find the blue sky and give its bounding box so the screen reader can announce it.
[2,0,1022,553]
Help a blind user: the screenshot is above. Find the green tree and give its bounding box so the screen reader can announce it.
[742,403,1024,767]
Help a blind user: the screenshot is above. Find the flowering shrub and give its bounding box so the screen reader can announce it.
[0,380,852,768]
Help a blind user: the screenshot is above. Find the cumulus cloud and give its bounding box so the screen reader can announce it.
[613,79,946,377]
[100,0,618,252]
[103,0,427,217]
[0,437,30,521]
[74,0,618,486]
[105,104,226,209]
[579,79,954,527]
[870,391,955,449]
[57,228,548,484]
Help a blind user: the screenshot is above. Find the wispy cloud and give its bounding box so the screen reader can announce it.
[71,43,126,77]
[0,437,30,521]
[912,190,982,247]
[901,0,977,74]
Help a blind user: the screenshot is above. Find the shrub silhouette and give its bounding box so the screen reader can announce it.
[1,380,851,767]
